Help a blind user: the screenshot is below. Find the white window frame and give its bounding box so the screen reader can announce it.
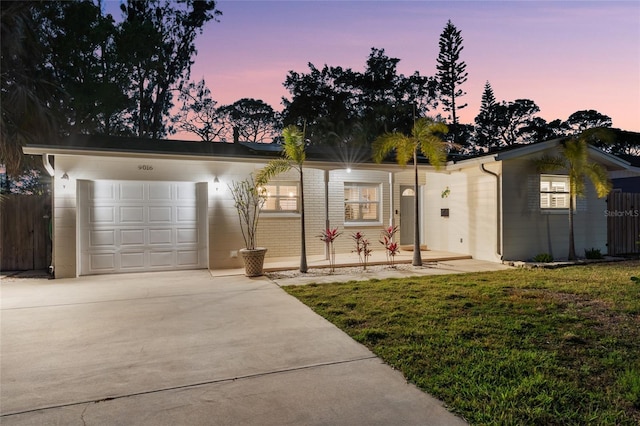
[261,181,300,214]
[344,182,381,225]
[540,174,570,210]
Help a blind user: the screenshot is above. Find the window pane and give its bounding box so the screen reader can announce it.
[541,194,550,208]
[279,198,297,211]
[344,187,358,202]
[264,185,276,197]
[362,204,377,220]
[540,175,569,209]
[345,204,356,221]
[344,183,380,222]
[262,182,299,212]
[263,197,278,210]
[280,185,297,197]
[361,187,378,202]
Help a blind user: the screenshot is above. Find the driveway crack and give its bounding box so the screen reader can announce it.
[0,355,379,418]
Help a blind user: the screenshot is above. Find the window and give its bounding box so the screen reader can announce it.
[540,175,570,209]
[262,182,299,212]
[344,183,380,222]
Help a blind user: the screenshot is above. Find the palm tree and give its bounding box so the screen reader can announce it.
[256,125,309,272]
[535,130,613,260]
[372,117,450,266]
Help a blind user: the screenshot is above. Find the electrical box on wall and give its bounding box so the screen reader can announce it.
[441,208,450,217]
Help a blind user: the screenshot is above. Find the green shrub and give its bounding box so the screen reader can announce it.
[533,253,554,263]
[584,248,603,259]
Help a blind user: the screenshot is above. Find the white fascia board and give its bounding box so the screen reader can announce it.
[445,155,498,171]
[22,145,433,173]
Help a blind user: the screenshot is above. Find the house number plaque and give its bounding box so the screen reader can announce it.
[138,165,154,171]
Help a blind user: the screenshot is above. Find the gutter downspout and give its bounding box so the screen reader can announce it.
[480,163,503,260]
[389,172,394,228]
[42,154,55,176]
[324,169,330,260]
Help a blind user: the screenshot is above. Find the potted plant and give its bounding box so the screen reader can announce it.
[229,174,267,277]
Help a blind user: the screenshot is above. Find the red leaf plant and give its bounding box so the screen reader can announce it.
[351,231,372,270]
[318,228,342,272]
[379,225,400,267]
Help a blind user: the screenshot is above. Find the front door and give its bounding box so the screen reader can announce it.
[400,185,415,245]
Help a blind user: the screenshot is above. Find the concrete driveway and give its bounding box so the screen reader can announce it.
[1,270,467,425]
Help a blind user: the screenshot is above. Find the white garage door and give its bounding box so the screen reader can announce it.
[79,180,207,275]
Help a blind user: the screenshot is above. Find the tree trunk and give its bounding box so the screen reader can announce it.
[413,152,422,266]
[299,167,308,272]
[568,195,576,260]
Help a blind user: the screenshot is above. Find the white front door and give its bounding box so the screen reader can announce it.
[400,185,416,245]
[79,180,207,275]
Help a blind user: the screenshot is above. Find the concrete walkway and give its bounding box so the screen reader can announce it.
[1,270,468,425]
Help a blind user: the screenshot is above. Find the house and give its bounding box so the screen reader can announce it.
[23,135,640,278]
[23,134,423,278]
[424,139,640,262]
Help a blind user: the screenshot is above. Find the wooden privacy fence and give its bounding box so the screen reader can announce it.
[1,194,51,271]
[607,190,640,255]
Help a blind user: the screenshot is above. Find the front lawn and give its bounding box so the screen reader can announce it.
[284,260,640,425]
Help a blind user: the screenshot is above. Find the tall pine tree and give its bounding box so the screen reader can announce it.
[474,81,500,150]
[436,20,468,139]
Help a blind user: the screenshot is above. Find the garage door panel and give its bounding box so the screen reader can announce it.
[90,182,116,200]
[149,184,172,200]
[80,180,207,275]
[120,252,145,269]
[120,206,145,223]
[177,228,198,244]
[90,253,116,271]
[150,251,174,267]
[177,207,196,222]
[120,229,145,245]
[177,250,199,266]
[90,207,115,224]
[177,184,196,200]
[149,206,172,222]
[149,228,173,245]
[120,182,145,200]
[90,230,116,247]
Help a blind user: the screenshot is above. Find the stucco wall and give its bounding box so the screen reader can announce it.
[424,163,501,262]
[501,155,608,261]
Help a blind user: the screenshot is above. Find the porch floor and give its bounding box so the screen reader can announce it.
[210,248,472,277]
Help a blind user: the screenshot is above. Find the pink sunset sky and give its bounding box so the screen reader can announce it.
[183,0,639,133]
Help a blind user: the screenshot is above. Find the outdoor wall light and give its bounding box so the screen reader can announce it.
[61,172,69,189]
[213,176,221,192]
[346,167,352,173]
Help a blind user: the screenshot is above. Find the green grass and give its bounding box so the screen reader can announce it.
[284,260,640,425]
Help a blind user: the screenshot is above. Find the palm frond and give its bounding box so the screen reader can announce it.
[255,158,292,186]
[373,132,408,165]
[282,125,306,165]
[562,138,588,171]
[396,136,415,166]
[535,155,566,173]
[420,138,448,168]
[584,162,612,198]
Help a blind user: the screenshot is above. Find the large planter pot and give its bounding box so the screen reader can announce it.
[239,247,268,277]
